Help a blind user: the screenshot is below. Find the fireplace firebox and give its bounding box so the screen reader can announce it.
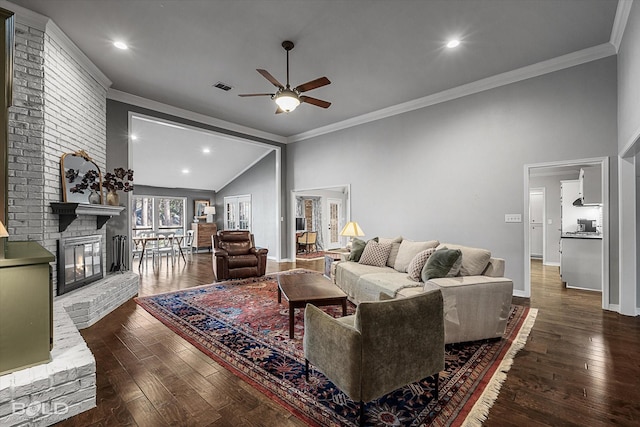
[57,235,103,295]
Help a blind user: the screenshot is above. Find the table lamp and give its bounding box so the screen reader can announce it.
[204,206,216,223]
[0,221,8,259]
[340,221,364,250]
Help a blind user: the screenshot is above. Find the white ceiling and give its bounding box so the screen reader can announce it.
[10,0,620,190]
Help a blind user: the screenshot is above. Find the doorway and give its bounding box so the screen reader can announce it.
[290,185,350,261]
[524,157,609,309]
[529,188,545,261]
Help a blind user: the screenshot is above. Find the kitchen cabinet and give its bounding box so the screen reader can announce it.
[191,222,217,251]
[581,166,601,205]
[560,236,602,291]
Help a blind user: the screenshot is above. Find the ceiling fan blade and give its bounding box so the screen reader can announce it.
[300,95,331,109]
[257,69,284,89]
[238,93,273,97]
[294,77,331,93]
[275,107,285,114]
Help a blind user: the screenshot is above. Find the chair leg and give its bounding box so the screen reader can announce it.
[359,401,365,427]
[305,359,309,381]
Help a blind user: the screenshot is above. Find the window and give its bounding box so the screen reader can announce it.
[131,195,186,236]
[224,195,251,231]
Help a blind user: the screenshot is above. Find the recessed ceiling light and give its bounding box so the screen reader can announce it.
[182,169,189,174]
[130,134,138,141]
[202,148,211,154]
[113,41,128,50]
[446,39,460,49]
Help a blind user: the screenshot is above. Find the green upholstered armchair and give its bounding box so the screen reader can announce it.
[303,289,445,426]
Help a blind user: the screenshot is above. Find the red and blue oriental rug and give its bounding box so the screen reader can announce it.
[135,270,537,426]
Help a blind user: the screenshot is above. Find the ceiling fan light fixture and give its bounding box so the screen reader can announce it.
[274,90,300,112]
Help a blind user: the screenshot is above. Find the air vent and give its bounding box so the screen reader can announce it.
[213,81,233,91]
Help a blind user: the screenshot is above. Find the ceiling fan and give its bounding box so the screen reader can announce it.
[239,40,331,113]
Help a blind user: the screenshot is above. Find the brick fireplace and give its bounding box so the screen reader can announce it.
[0,6,138,426]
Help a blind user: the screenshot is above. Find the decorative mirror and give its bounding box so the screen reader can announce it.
[60,150,103,204]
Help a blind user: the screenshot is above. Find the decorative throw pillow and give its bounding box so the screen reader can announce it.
[407,248,436,281]
[358,241,392,267]
[421,248,463,281]
[393,239,440,273]
[379,236,403,268]
[349,237,378,262]
[437,243,491,276]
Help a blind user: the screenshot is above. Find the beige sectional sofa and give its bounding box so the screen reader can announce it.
[332,239,514,344]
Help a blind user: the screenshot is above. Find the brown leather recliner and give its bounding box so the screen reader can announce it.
[212,230,268,281]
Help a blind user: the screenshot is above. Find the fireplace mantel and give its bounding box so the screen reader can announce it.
[50,202,125,232]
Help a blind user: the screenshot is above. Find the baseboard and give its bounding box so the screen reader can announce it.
[543,261,560,267]
[566,285,602,292]
[607,304,620,312]
[512,289,528,298]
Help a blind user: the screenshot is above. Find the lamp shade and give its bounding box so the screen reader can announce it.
[0,221,8,238]
[204,206,216,215]
[274,90,300,112]
[340,221,364,237]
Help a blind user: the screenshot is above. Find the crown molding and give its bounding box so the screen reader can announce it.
[45,20,111,90]
[288,43,617,143]
[108,89,287,144]
[610,0,633,52]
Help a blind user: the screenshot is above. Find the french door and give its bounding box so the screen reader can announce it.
[327,198,343,249]
[224,195,251,230]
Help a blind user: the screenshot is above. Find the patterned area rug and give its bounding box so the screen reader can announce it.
[296,251,327,260]
[135,271,537,426]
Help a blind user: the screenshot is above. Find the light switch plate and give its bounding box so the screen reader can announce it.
[505,214,522,223]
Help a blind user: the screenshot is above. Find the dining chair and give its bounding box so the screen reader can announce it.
[183,230,195,260]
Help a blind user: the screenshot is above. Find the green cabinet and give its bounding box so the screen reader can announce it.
[0,241,54,375]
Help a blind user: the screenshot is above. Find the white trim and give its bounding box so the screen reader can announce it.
[110,89,287,144]
[288,43,616,143]
[524,157,610,310]
[543,261,561,267]
[610,0,634,52]
[617,156,637,316]
[512,290,528,298]
[620,124,640,158]
[608,303,620,312]
[44,20,111,89]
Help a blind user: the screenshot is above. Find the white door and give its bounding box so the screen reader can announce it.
[224,195,251,230]
[529,190,544,258]
[327,198,342,249]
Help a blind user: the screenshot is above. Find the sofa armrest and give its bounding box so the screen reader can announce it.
[304,304,362,399]
[213,248,229,258]
[483,257,505,277]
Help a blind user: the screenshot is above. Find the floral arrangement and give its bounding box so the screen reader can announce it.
[103,168,134,193]
[68,169,101,194]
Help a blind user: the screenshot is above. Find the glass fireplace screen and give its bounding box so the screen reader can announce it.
[57,235,103,295]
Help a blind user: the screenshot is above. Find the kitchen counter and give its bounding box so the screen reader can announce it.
[561,232,602,239]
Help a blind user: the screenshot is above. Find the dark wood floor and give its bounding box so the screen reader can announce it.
[55,255,640,426]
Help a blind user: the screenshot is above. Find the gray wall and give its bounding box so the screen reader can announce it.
[216,151,278,256]
[287,57,619,297]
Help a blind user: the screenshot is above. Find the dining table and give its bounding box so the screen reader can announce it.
[132,234,186,268]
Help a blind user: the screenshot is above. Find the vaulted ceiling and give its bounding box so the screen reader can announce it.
[10,0,620,189]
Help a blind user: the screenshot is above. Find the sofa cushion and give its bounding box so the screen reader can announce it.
[349,237,378,262]
[421,248,462,281]
[407,248,436,282]
[355,272,423,301]
[359,241,392,267]
[334,261,396,301]
[437,243,491,276]
[393,240,439,272]
[379,236,403,268]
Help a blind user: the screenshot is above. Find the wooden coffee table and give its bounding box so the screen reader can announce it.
[277,272,348,339]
